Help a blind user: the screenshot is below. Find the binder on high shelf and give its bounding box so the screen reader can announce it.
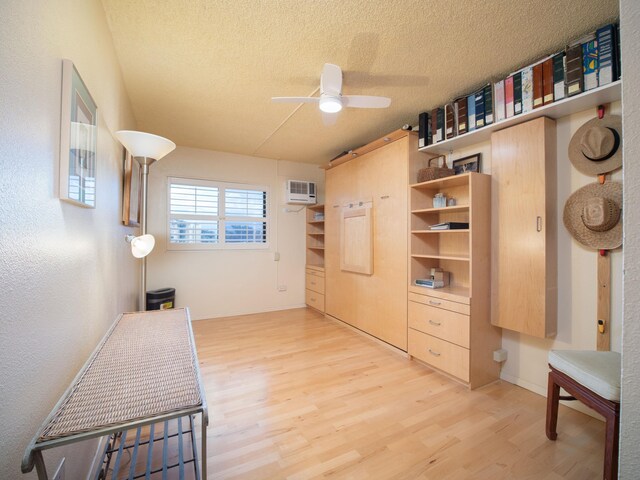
[582,34,598,91]
[513,71,523,115]
[522,66,534,113]
[553,52,566,101]
[418,111,431,148]
[483,84,493,125]
[436,107,445,142]
[475,90,485,129]
[542,57,554,105]
[430,108,439,143]
[467,94,476,131]
[616,23,621,80]
[566,43,584,96]
[494,80,505,122]
[597,24,617,86]
[445,103,456,139]
[533,62,544,108]
[455,97,468,135]
[505,75,515,118]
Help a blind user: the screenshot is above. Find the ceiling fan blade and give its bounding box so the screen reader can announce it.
[321,63,343,95]
[343,95,391,108]
[322,111,338,126]
[272,96,320,104]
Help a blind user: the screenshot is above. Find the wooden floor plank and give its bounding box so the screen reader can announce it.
[192,308,604,479]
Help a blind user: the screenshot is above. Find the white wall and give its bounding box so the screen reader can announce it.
[0,1,138,479]
[448,102,623,407]
[619,0,640,475]
[147,147,324,320]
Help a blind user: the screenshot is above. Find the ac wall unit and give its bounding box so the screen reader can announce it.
[286,180,317,205]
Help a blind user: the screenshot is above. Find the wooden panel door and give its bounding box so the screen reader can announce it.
[491,117,557,338]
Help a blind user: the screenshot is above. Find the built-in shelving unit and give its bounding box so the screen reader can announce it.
[419,80,621,154]
[306,204,325,312]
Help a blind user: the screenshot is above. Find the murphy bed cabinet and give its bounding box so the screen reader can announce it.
[408,172,501,388]
[325,130,421,350]
[491,117,557,338]
[305,204,325,312]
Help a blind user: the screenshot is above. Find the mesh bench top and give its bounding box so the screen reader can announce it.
[36,308,204,443]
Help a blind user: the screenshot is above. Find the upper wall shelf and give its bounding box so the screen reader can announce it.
[419,80,621,154]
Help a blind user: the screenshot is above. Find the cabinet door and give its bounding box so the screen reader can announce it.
[491,117,557,337]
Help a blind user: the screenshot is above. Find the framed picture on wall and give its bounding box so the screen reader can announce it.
[122,149,141,226]
[452,153,481,175]
[59,59,98,208]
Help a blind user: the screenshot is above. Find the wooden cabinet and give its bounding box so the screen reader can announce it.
[306,205,325,312]
[325,131,421,350]
[408,171,501,388]
[490,117,557,338]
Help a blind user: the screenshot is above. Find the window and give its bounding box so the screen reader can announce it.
[168,177,268,249]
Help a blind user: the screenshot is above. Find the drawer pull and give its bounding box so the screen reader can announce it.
[428,348,441,357]
[428,300,441,306]
[310,297,316,302]
[428,320,441,326]
[310,281,316,285]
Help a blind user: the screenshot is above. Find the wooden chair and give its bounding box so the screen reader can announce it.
[546,350,621,480]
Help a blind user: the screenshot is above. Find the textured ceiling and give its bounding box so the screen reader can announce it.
[101,0,619,165]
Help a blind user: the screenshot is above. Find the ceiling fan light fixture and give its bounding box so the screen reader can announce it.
[319,96,343,113]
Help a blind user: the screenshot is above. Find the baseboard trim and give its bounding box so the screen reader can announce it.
[192,303,307,321]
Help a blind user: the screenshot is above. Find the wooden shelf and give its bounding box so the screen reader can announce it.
[411,205,469,214]
[419,80,621,154]
[307,232,325,236]
[409,284,470,299]
[308,220,325,224]
[308,204,325,211]
[410,173,471,189]
[306,205,325,269]
[309,246,325,250]
[411,229,469,234]
[411,253,470,261]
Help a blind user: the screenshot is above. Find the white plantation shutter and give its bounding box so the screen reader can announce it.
[168,178,268,249]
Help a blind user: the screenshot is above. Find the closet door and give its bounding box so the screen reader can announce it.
[491,117,557,338]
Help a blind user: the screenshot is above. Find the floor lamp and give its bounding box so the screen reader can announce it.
[116,130,176,311]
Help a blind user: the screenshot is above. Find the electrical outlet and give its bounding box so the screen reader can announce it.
[52,457,65,480]
[278,285,287,292]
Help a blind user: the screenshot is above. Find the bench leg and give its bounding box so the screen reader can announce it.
[603,409,620,480]
[546,371,560,441]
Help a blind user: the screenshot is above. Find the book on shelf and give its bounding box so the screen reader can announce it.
[494,79,505,122]
[582,34,598,91]
[533,62,544,108]
[542,57,554,105]
[418,111,431,148]
[455,96,468,135]
[513,71,523,115]
[597,24,617,86]
[505,75,515,118]
[467,93,476,132]
[475,89,485,129]
[483,84,493,125]
[445,103,455,139]
[566,43,584,96]
[430,222,469,230]
[553,52,566,101]
[521,66,534,113]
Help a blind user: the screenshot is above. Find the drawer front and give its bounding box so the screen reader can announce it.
[305,289,325,312]
[409,329,470,382]
[408,292,470,315]
[408,301,470,348]
[305,268,325,278]
[305,273,325,294]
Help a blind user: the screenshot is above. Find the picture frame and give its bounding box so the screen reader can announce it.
[59,59,98,208]
[122,149,141,226]
[452,153,481,175]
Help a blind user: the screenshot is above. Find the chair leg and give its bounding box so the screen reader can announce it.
[603,408,620,480]
[546,372,560,441]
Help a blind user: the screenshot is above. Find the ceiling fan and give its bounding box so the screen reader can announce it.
[272,63,391,125]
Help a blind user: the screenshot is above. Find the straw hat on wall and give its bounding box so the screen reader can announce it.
[563,181,622,250]
[568,115,622,175]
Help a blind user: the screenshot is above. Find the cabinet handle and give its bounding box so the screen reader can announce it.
[333,205,339,208]
[310,297,316,301]
[428,320,441,326]
[537,216,542,232]
[428,348,441,357]
[310,281,316,285]
[380,195,390,200]
[428,300,441,306]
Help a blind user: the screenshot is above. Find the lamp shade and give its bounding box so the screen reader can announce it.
[126,234,156,258]
[115,130,176,160]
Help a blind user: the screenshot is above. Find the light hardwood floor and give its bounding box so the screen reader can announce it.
[192,308,604,479]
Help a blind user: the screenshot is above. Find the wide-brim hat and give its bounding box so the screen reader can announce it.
[563,182,622,250]
[568,115,622,175]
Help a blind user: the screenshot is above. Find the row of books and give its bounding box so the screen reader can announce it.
[418,23,620,148]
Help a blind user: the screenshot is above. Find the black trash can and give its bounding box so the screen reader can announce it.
[146,288,175,310]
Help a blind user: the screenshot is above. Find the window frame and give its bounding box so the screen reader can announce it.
[167,176,269,251]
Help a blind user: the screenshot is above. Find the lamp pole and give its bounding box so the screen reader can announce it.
[135,156,156,311]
